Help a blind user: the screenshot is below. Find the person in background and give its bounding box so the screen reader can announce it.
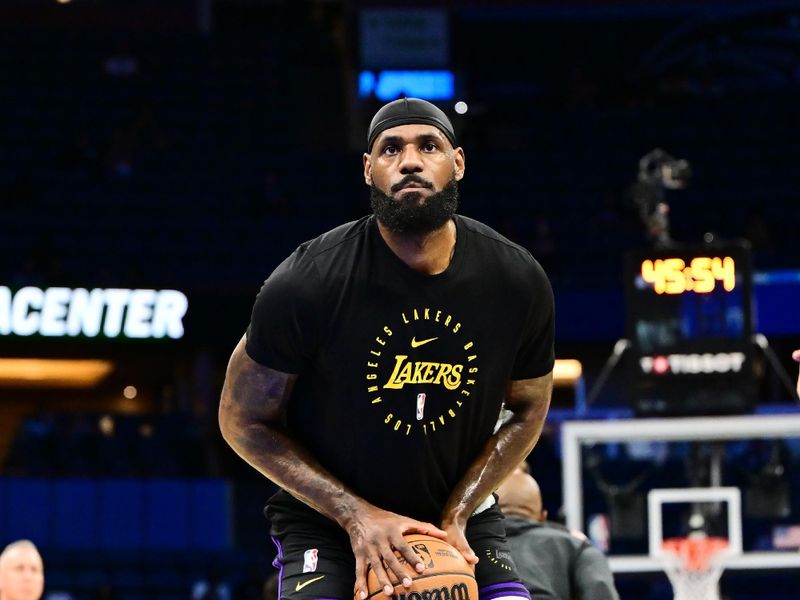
[0,540,44,600]
[496,468,620,600]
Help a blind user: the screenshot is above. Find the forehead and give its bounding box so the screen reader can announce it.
[374,124,449,147]
[2,547,42,568]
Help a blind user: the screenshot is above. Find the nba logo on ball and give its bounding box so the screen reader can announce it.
[302,549,318,573]
[411,543,434,568]
[363,534,477,600]
[416,393,426,420]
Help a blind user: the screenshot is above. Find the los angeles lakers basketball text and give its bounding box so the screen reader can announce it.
[365,307,479,436]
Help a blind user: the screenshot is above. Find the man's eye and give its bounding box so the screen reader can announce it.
[383,145,398,155]
[423,142,438,152]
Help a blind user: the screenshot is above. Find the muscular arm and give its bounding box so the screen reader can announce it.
[219,334,355,522]
[219,335,446,598]
[440,372,553,562]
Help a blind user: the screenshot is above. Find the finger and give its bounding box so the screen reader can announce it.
[381,543,413,588]
[405,520,448,540]
[460,545,479,566]
[448,531,479,566]
[453,540,479,566]
[354,555,369,600]
[392,536,426,575]
[792,349,800,362]
[367,551,395,597]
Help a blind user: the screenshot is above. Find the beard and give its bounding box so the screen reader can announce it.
[370,177,459,235]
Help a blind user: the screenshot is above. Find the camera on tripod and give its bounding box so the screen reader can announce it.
[628,148,692,246]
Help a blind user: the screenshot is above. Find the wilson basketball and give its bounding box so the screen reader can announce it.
[363,534,477,600]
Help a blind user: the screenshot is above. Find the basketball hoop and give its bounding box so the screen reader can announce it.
[660,536,729,600]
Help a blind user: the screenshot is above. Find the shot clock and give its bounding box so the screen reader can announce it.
[640,256,735,295]
[624,240,757,416]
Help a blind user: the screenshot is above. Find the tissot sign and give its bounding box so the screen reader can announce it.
[0,286,188,339]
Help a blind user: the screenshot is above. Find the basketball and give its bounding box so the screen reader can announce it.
[363,534,477,600]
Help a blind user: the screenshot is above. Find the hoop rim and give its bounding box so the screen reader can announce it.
[661,536,730,571]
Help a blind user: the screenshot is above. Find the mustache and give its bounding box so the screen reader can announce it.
[391,175,433,193]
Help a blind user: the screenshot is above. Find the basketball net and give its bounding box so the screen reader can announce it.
[660,536,729,600]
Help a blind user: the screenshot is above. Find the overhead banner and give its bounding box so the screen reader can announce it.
[0,286,188,339]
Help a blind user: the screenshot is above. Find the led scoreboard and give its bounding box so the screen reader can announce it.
[624,241,757,416]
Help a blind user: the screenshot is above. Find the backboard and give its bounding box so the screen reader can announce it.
[561,414,800,574]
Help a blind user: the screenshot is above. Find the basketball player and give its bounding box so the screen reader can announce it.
[220,98,554,600]
[497,468,620,600]
[0,540,44,600]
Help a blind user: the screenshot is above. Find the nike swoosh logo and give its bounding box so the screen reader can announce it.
[295,575,325,591]
[411,336,438,348]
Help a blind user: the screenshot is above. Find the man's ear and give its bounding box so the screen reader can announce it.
[454,147,466,181]
[363,153,372,186]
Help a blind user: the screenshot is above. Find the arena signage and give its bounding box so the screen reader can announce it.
[0,286,188,339]
[639,352,746,375]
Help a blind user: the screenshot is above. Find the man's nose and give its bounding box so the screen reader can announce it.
[399,146,424,173]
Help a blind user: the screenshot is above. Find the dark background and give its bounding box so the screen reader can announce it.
[1,1,799,599]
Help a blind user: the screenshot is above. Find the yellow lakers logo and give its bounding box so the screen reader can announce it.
[364,307,479,436]
[383,356,463,390]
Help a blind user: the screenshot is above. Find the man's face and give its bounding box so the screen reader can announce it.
[363,124,465,234]
[0,547,44,600]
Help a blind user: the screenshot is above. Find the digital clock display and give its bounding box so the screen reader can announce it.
[624,241,756,416]
[640,256,735,294]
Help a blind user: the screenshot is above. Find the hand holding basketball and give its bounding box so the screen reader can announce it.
[346,505,448,599]
[361,534,478,600]
[441,520,479,567]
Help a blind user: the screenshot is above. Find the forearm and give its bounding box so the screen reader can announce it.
[441,375,551,526]
[221,413,367,528]
[220,338,451,600]
[218,336,368,530]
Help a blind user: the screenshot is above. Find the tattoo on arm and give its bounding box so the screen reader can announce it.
[218,334,364,527]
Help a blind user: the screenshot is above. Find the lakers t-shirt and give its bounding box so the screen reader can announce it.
[246,214,554,526]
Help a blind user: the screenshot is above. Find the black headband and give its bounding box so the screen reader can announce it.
[366,98,457,151]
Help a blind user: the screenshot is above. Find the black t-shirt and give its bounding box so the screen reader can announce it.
[246,214,554,525]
